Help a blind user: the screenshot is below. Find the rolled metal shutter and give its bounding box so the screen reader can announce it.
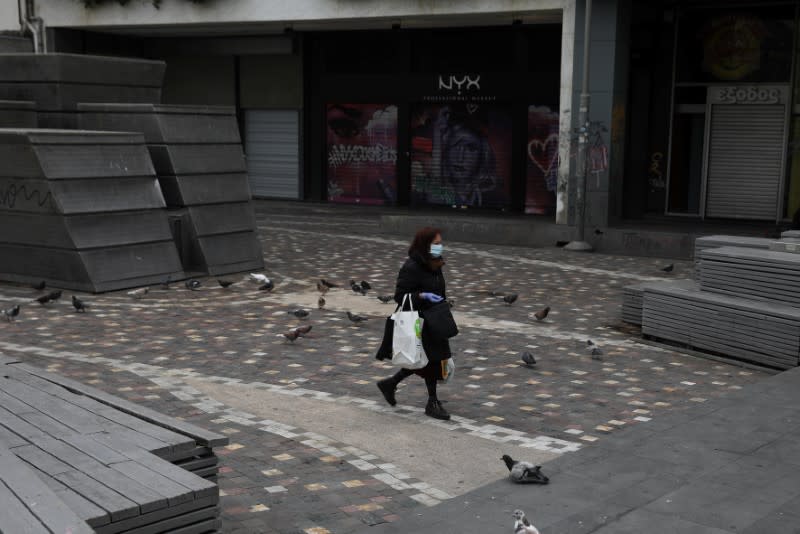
[705,104,785,220]
[245,110,299,199]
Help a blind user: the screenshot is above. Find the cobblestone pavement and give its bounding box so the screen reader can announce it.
[0,202,769,533]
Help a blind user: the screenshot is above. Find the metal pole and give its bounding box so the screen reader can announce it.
[565,0,594,252]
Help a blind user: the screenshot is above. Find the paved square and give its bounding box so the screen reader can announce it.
[0,202,768,533]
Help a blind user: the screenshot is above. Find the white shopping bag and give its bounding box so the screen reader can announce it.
[391,294,429,369]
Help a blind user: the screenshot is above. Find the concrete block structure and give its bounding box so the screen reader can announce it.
[79,103,264,275]
[0,129,184,292]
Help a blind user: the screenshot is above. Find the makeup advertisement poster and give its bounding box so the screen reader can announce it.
[409,102,512,209]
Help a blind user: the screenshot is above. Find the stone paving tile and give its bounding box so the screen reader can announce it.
[0,204,770,532]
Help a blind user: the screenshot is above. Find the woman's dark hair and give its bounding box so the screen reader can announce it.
[409,226,442,258]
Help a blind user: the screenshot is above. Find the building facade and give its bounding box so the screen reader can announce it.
[5,0,633,230]
[625,0,800,224]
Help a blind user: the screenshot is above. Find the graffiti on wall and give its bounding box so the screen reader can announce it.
[326,104,398,205]
[587,121,609,187]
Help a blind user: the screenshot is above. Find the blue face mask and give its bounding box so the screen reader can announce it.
[430,243,443,257]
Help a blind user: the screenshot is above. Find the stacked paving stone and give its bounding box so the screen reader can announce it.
[0,54,164,129]
[0,354,227,533]
[79,103,263,275]
[0,129,184,292]
[631,234,800,369]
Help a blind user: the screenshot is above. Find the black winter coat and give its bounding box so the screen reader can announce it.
[394,253,451,362]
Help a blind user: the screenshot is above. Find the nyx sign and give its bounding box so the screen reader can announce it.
[437,74,481,95]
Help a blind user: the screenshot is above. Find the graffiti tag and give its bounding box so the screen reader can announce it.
[327,144,398,167]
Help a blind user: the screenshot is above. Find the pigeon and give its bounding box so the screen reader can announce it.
[128,287,149,299]
[35,294,51,305]
[71,295,87,313]
[533,306,550,321]
[320,279,338,289]
[318,296,326,309]
[288,309,309,318]
[47,290,62,302]
[520,351,536,366]
[160,275,172,289]
[377,295,394,304]
[347,311,367,324]
[316,281,330,294]
[503,293,518,305]
[218,279,235,288]
[3,304,20,322]
[512,509,541,534]
[294,324,313,336]
[502,455,550,485]
[185,279,201,290]
[250,273,270,285]
[661,263,674,273]
[587,339,604,360]
[351,282,366,295]
[594,228,604,236]
[32,280,46,290]
[259,279,275,291]
[280,330,300,343]
[360,280,371,291]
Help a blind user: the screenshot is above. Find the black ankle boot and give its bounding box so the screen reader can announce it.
[377,378,398,406]
[425,398,450,420]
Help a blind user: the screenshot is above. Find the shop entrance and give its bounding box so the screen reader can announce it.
[704,86,789,220]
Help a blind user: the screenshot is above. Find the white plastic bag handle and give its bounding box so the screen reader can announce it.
[400,293,415,312]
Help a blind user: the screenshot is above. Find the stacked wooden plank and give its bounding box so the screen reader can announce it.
[0,129,184,292]
[0,359,227,533]
[0,54,164,129]
[79,103,264,276]
[641,279,800,370]
[622,284,644,325]
[698,246,800,308]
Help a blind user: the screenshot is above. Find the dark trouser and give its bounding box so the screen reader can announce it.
[392,369,438,399]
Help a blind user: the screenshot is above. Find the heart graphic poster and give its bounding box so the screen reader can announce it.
[409,102,512,209]
[525,105,559,215]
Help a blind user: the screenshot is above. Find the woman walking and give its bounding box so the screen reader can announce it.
[377,227,452,420]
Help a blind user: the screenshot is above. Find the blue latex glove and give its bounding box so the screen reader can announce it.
[420,292,444,303]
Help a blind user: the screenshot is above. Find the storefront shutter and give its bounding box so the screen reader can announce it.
[705,104,785,220]
[245,109,300,199]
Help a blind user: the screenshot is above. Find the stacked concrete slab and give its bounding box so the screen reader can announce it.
[79,103,263,275]
[0,356,226,533]
[622,284,644,325]
[693,234,773,275]
[0,100,36,127]
[641,279,800,369]
[0,129,183,292]
[699,246,800,307]
[0,54,164,129]
[627,234,800,369]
